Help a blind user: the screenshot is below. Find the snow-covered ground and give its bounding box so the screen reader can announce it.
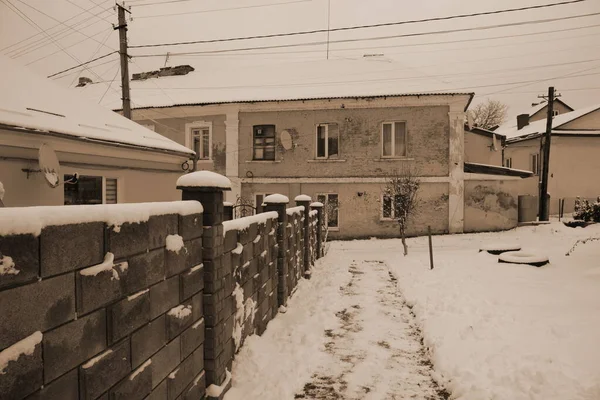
[224,222,600,400]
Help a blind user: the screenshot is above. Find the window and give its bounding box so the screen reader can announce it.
[64,175,118,205]
[530,154,539,175]
[316,193,339,229]
[553,110,560,117]
[192,128,211,160]
[185,122,212,160]
[253,125,276,160]
[382,121,407,157]
[254,193,273,214]
[382,194,401,220]
[505,158,512,168]
[316,124,339,159]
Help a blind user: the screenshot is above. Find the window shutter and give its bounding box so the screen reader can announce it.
[105,178,118,204]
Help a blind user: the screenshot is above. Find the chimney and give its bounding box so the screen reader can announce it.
[76,77,93,87]
[517,114,530,130]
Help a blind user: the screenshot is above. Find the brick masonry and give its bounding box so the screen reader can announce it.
[0,188,325,400]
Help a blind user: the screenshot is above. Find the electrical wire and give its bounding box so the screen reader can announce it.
[47,51,118,78]
[130,0,590,48]
[99,62,121,104]
[134,0,311,16]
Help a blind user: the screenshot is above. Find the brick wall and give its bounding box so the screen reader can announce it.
[0,185,326,400]
[0,203,206,400]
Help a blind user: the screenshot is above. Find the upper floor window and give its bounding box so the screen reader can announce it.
[64,175,118,205]
[316,123,339,159]
[530,154,539,175]
[185,121,212,160]
[192,127,211,160]
[382,121,407,157]
[253,125,276,160]
[505,158,512,168]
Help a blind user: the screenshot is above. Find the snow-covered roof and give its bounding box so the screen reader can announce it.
[0,55,193,156]
[496,99,574,133]
[498,103,600,139]
[75,59,473,110]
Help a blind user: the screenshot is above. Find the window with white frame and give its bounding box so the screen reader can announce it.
[186,122,212,160]
[382,194,401,220]
[382,121,407,157]
[316,193,339,229]
[64,175,118,205]
[316,123,339,159]
[530,154,539,175]
[505,157,513,168]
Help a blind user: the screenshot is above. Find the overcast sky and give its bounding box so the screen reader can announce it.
[1,0,599,118]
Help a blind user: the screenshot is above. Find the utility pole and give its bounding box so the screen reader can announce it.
[538,87,556,221]
[115,3,132,119]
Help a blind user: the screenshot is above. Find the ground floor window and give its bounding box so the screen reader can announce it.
[317,193,339,229]
[382,194,401,220]
[64,175,118,205]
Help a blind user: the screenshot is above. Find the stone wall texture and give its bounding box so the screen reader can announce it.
[0,197,324,400]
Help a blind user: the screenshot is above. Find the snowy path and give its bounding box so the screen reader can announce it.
[295,259,447,400]
[224,254,447,400]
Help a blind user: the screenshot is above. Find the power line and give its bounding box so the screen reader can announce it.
[134,0,311,16]
[133,24,600,59]
[130,12,600,56]
[47,51,118,78]
[99,62,121,104]
[130,0,589,48]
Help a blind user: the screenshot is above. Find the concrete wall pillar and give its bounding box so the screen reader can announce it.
[264,194,289,307]
[311,201,324,258]
[448,109,466,234]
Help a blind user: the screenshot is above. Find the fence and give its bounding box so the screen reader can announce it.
[0,171,325,400]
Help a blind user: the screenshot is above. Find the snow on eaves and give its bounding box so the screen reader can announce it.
[0,200,202,237]
[0,55,192,156]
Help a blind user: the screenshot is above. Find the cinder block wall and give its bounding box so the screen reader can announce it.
[285,207,305,294]
[0,205,206,400]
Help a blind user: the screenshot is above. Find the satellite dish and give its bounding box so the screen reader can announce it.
[280,130,293,150]
[39,144,60,188]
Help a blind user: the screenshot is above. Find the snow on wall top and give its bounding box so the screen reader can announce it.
[263,194,289,204]
[294,195,312,202]
[286,206,304,216]
[176,171,231,189]
[0,331,42,374]
[0,201,202,237]
[223,212,278,235]
[0,55,193,156]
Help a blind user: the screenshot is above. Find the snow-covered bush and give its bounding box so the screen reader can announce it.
[573,196,600,222]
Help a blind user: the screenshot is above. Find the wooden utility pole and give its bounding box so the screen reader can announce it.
[539,87,555,221]
[115,3,132,119]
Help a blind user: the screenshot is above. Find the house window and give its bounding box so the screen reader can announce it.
[382,194,401,220]
[316,123,339,159]
[382,121,407,157]
[505,158,512,168]
[317,193,339,229]
[254,193,273,214]
[530,154,539,175]
[553,110,560,117]
[64,175,118,205]
[192,128,211,160]
[253,125,276,160]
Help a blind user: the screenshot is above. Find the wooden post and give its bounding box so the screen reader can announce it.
[428,225,434,270]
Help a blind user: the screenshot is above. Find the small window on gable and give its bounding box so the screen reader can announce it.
[316,123,339,159]
[382,121,407,157]
[530,154,539,175]
[553,110,560,117]
[253,125,276,160]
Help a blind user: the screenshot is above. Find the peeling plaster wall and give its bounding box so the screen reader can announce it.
[464,180,519,232]
[242,182,449,239]
[238,106,450,178]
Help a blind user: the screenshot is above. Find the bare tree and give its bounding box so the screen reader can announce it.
[469,99,508,130]
[383,168,420,255]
